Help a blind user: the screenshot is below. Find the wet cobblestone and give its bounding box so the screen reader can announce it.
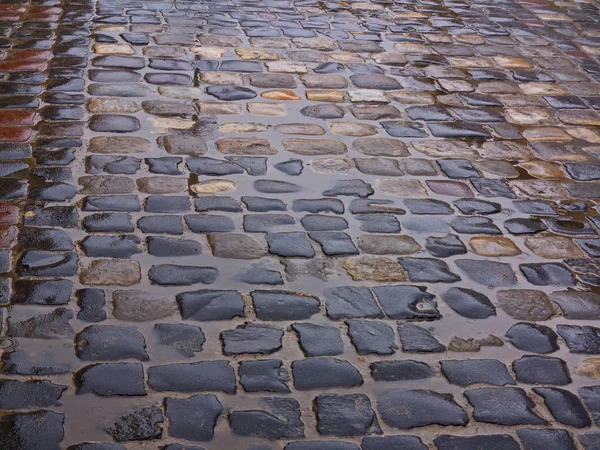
[0,0,600,448]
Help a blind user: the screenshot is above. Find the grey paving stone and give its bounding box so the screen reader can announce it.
[465,387,546,425]
[398,324,445,353]
[0,410,65,450]
[516,429,576,450]
[266,232,315,257]
[316,394,381,436]
[372,285,440,320]
[506,322,559,354]
[251,290,320,321]
[222,323,284,355]
[292,323,344,356]
[239,360,290,393]
[324,286,383,320]
[154,323,205,357]
[513,356,571,385]
[165,395,222,441]
[0,379,67,409]
[148,265,218,286]
[347,320,397,355]
[441,287,496,319]
[441,359,515,386]
[177,290,245,321]
[292,358,363,390]
[434,435,520,450]
[148,361,236,393]
[362,436,427,450]
[230,397,304,440]
[75,325,148,361]
[533,387,591,428]
[74,363,145,396]
[377,389,468,429]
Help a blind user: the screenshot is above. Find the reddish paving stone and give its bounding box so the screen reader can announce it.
[0,127,31,142]
[0,203,19,225]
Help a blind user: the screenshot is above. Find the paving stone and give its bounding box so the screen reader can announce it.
[177,289,244,321]
[83,196,141,212]
[371,285,439,320]
[517,429,576,450]
[67,444,125,450]
[441,359,514,386]
[112,290,177,322]
[77,289,106,323]
[533,387,591,428]
[558,325,600,354]
[357,215,401,233]
[0,379,67,409]
[230,397,304,440]
[579,386,600,426]
[398,323,445,353]
[74,363,145,396]
[292,358,363,390]
[239,360,290,393]
[196,196,242,213]
[316,394,381,436]
[466,387,546,425]
[513,355,571,385]
[324,286,383,320]
[254,180,301,194]
[148,361,236,393]
[398,257,460,283]
[497,290,555,321]
[154,323,205,357]
[12,279,72,306]
[520,263,576,286]
[292,323,344,357]
[164,395,223,441]
[0,410,65,450]
[185,215,235,233]
[222,323,283,355]
[370,361,434,382]
[208,233,267,259]
[251,290,320,321]
[300,212,348,230]
[8,307,74,339]
[148,265,218,286]
[404,199,453,215]
[506,322,559,354]
[242,197,286,212]
[161,135,208,155]
[309,232,359,256]
[441,287,496,319]
[74,325,147,364]
[434,435,520,450]
[425,234,467,258]
[244,214,295,233]
[80,235,140,258]
[286,443,358,450]
[347,320,397,355]
[451,216,501,234]
[138,216,183,234]
[550,291,600,319]
[455,259,517,287]
[377,389,467,429]
[80,260,140,286]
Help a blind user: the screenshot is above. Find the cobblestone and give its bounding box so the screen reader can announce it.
[1,0,600,447]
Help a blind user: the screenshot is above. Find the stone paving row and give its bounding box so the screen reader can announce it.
[2,0,600,448]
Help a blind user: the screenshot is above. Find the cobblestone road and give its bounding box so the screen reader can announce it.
[1,0,600,448]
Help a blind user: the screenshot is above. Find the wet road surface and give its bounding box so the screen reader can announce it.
[2,0,600,448]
